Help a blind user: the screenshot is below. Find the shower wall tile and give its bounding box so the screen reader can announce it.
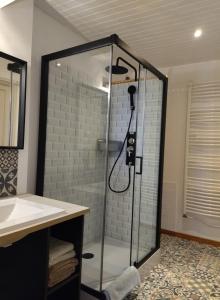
[106,83,136,243]
[44,61,108,245]
[105,81,163,249]
[44,59,163,250]
[0,149,18,197]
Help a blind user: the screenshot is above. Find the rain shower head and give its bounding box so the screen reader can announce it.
[105,65,128,74]
[105,56,137,81]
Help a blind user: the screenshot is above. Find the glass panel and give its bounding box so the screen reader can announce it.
[102,45,139,288]
[131,65,146,264]
[43,46,112,291]
[134,67,164,263]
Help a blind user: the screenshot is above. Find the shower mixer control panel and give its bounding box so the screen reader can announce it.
[126,132,136,166]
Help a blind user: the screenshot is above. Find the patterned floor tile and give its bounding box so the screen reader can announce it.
[126,234,220,300]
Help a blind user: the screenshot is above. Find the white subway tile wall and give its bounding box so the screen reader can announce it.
[106,80,163,254]
[137,79,163,254]
[44,61,108,245]
[106,82,137,244]
[44,60,163,253]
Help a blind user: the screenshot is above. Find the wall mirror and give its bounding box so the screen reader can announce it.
[0,52,27,149]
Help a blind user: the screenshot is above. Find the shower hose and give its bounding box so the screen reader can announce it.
[108,110,134,193]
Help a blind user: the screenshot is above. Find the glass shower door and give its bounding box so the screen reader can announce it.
[133,67,164,265]
[43,46,112,291]
[102,46,140,288]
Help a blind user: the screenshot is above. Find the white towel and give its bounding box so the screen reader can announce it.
[49,250,76,266]
[49,237,74,262]
[103,266,141,300]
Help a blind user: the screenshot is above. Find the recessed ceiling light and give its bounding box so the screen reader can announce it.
[0,0,16,9]
[194,29,202,38]
[56,62,61,67]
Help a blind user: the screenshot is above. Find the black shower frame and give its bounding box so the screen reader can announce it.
[36,33,168,296]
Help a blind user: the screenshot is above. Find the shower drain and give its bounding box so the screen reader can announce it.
[82,252,94,259]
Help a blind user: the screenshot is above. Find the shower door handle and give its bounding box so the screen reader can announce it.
[136,156,143,175]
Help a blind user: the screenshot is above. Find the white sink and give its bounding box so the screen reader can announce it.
[0,197,65,234]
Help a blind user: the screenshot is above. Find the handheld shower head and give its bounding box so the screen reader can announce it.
[128,85,136,110]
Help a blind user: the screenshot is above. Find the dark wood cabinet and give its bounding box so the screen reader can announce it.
[0,215,84,300]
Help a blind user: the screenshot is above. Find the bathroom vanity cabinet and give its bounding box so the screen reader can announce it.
[0,194,89,300]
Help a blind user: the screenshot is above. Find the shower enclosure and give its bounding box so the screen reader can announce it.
[36,34,167,296]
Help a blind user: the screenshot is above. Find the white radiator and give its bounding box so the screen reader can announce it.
[184,81,220,219]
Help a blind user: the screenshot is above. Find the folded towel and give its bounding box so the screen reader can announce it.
[48,269,75,287]
[49,250,76,266]
[48,257,79,287]
[103,266,141,300]
[49,238,74,262]
[49,257,78,274]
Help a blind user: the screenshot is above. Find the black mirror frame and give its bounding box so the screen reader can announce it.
[0,51,27,149]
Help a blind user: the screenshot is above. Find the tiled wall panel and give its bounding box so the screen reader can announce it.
[0,149,18,197]
[106,80,163,251]
[44,61,108,245]
[44,61,163,251]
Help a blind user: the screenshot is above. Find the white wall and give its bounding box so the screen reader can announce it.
[0,0,34,194]
[0,0,86,194]
[161,60,220,241]
[0,1,34,59]
[26,5,85,193]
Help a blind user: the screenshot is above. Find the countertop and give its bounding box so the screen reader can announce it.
[0,194,89,246]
